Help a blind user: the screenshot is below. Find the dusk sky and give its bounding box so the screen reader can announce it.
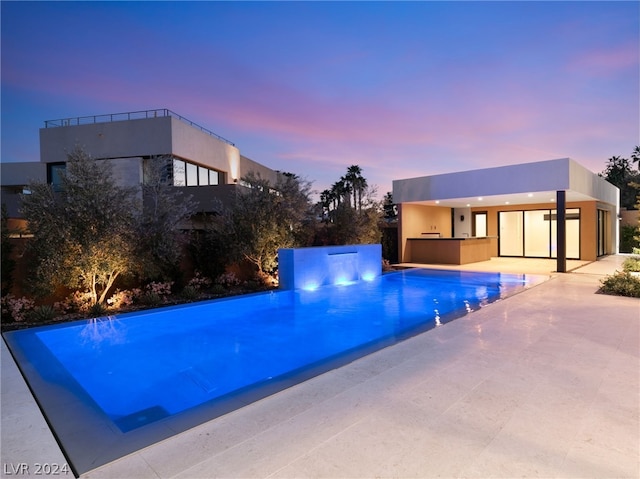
[2,1,638,198]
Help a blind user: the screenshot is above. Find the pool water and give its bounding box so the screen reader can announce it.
[3,268,545,475]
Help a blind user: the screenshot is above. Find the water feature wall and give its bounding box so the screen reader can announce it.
[278,244,382,291]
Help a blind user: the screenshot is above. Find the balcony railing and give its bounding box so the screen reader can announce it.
[44,108,235,146]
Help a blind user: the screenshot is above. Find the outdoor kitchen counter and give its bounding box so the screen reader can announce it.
[406,236,498,265]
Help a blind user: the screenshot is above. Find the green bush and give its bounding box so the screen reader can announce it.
[622,256,640,272]
[29,305,57,323]
[180,285,199,301]
[599,271,640,298]
[210,284,227,295]
[620,225,640,253]
[89,302,108,317]
[138,291,161,306]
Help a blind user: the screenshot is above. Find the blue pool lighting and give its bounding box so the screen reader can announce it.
[3,267,546,475]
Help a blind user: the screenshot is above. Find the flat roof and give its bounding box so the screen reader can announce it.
[392,158,619,208]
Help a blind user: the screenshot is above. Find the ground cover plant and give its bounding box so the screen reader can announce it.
[599,256,640,298]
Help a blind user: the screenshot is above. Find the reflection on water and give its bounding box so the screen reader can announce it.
[80,316,125,347]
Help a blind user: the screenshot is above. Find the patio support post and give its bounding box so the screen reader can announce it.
[556,190,566,273]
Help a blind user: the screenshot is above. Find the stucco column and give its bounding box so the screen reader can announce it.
[397,203,404,262]
[556,190,566,273]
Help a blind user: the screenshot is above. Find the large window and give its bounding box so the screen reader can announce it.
[177,159,221,187]
[499,211,524,256]
[142,157,224,187]
[47,163,66,192]
[499,208,580,259]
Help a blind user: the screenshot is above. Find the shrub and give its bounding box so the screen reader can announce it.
[1,295,35,322]
[134,281,173,306]
[146,281,173,298]
[30,305,57,323]
[180,285,199,301]
[56,291,94,313]
[187,271,212,291]
[216,272,241,287]
[211,284,227,295]
[620,225,640,253]
[138,291,161,306]
[623,256,640,272]
[599,271,640,298]
[106,289,135,309]
[89,302,108,317]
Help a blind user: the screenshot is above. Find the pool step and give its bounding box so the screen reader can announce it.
[181,367,217,394]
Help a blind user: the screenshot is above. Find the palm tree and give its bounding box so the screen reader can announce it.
[631,146,640,170]
[346,165,367,212]
[319,189,332,222]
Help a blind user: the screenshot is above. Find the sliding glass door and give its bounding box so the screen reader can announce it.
[499,209,580,259]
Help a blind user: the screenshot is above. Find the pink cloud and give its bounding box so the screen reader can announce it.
[568,41,639,76]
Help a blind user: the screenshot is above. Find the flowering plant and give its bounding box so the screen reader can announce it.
[216,272,241,287]
[188,271,212,291]
[1,295,35,322]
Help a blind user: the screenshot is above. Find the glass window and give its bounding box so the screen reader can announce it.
[186,163,198,186]
[550,209,580,259]
[48,163,66,192]
[173,159,186,186]
[198,166,209,186]
[209,170,219,185]
[473,212,487,237]
[524,210,550,257]
[499,211,523,256]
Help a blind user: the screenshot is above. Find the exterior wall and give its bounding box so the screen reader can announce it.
[393,158,572,203]
[239,155,281,186]
[38,116,277,187]
[40,117,173,163]
[279,244,382,291]
[1,163,47,218]
[105,157,144,190]
[169,117,240,183]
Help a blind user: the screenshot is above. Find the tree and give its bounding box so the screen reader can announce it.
[382,191,397,222]
[601,153,639,210]
[137,157,198,281]
[345,165,367,212]
[316,166,382,246]
[1,204,16,296]
[224,171,313,277]
[21,147,139,305]
[631,146,640,169]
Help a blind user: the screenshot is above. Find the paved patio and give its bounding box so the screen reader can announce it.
[2,255,638,478]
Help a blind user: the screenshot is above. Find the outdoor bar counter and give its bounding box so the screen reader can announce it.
[406,236,497,265]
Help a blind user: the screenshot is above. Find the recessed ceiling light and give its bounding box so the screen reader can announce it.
[477,197,483,201]
[435,200,440,204]
[466,203,471,207]
[505,201,510,205]
[527,193,533,198]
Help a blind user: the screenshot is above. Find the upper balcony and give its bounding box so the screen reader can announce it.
[44,108,235,146]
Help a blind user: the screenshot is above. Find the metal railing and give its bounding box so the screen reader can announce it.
[44,108,235,146]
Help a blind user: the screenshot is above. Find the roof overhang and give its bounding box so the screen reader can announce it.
[392,158,619,209]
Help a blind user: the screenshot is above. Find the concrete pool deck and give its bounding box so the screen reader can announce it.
[2,255,638,478]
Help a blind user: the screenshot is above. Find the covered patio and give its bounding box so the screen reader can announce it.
[393,158,620,272]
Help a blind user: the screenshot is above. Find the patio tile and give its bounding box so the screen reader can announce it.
[3,255,638,478]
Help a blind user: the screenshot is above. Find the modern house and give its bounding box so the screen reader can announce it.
[1,109,281,225]
[392,158,620,272]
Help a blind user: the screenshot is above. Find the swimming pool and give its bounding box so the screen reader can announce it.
[3,268,545,475]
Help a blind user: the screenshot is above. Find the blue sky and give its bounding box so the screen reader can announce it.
[2,1,638,197]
